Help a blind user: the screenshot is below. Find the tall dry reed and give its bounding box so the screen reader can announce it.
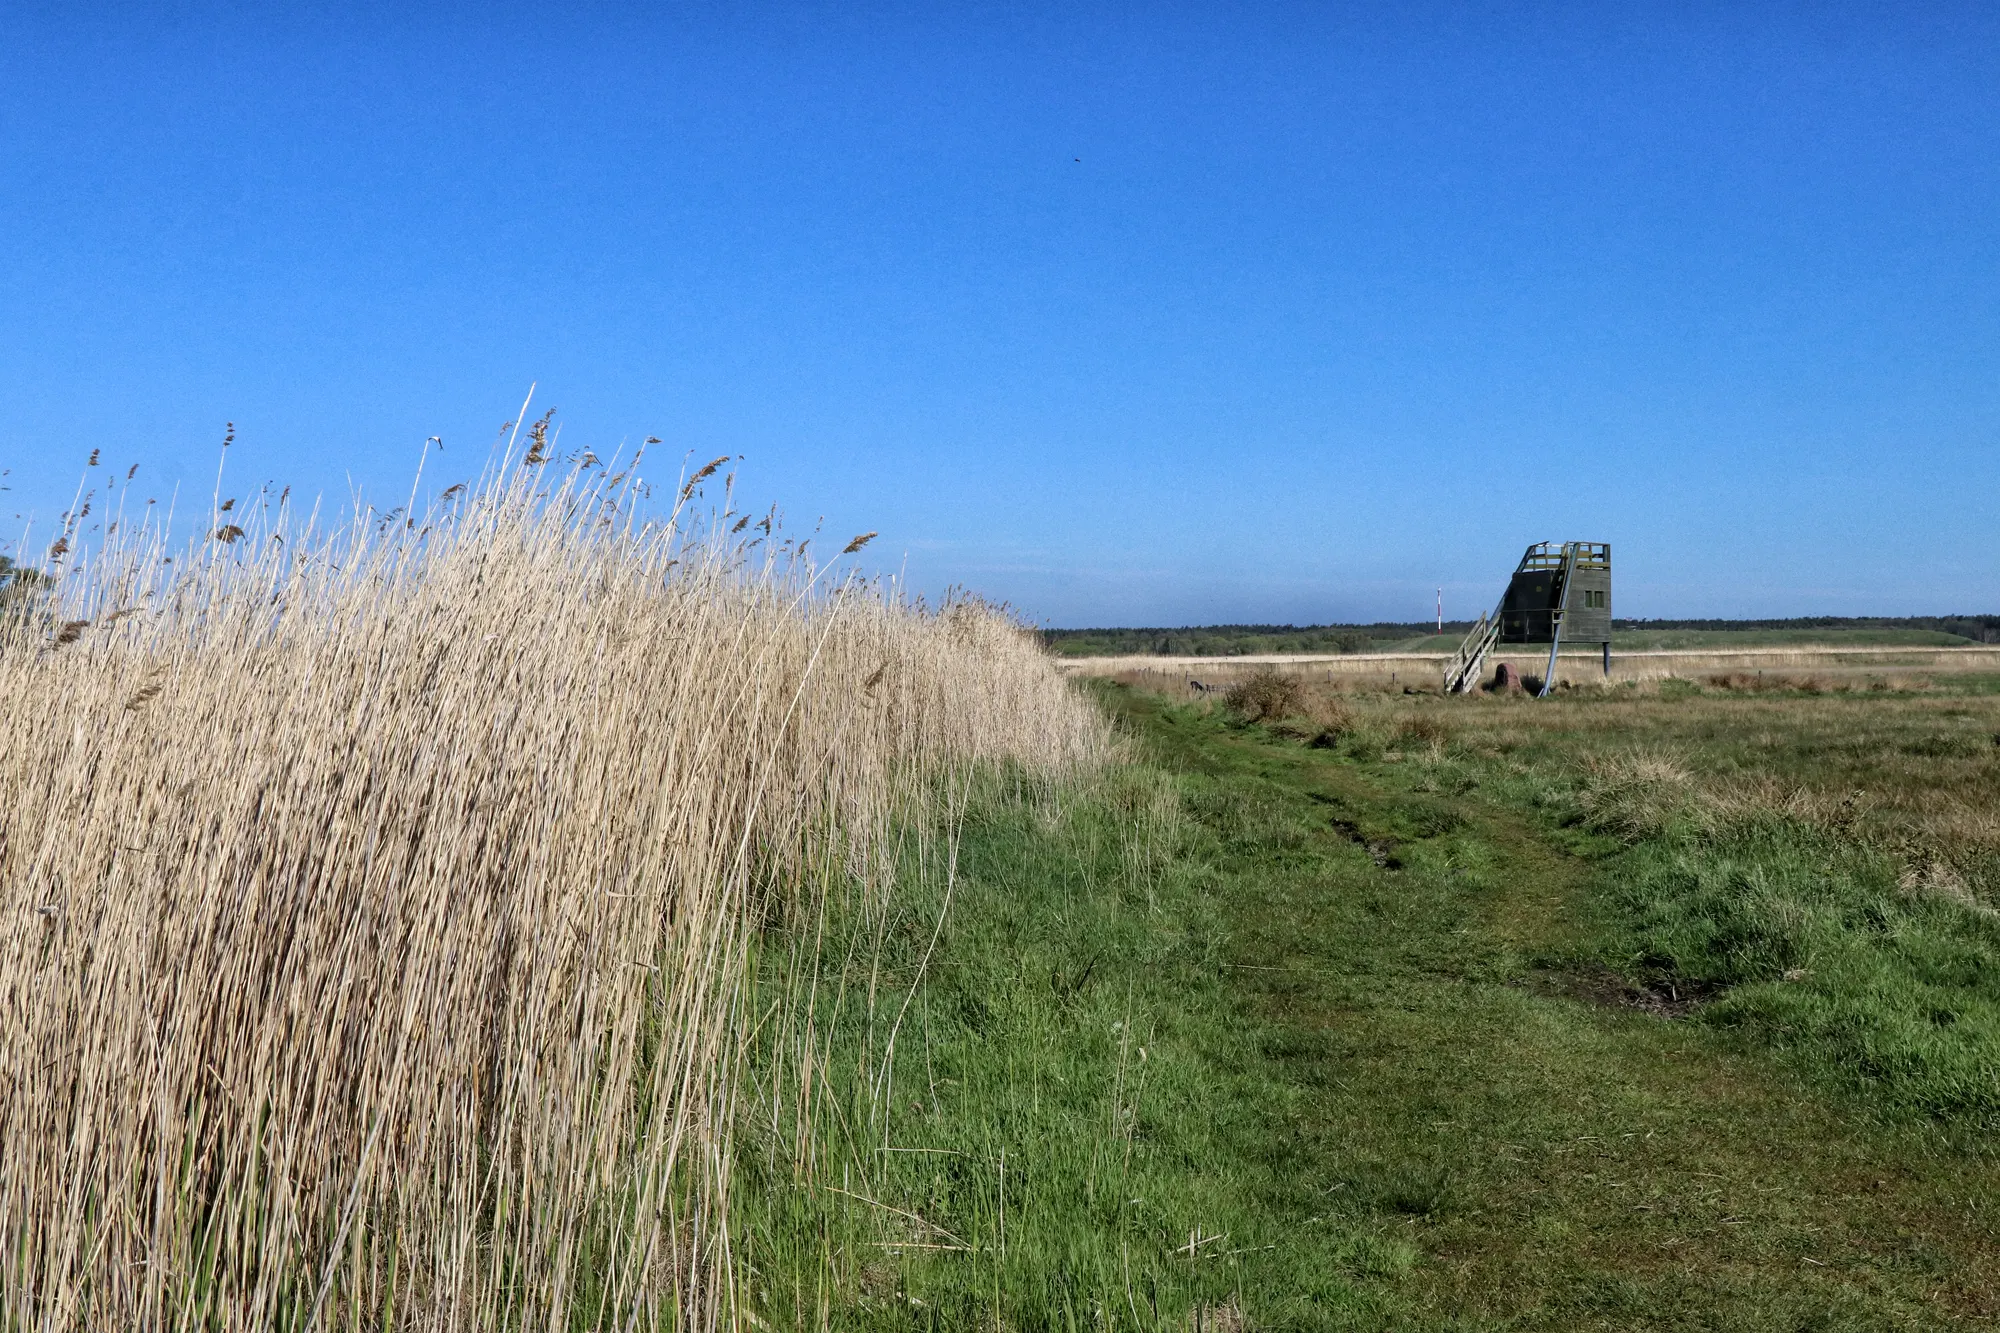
[0,449,1103,1330]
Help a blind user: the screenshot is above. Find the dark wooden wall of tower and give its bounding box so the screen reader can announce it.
[1499,569,1560,643]
[1563,564,1611,643]
[1496,544,1610,645]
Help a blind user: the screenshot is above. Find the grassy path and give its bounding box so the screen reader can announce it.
[747,685,2000,1329]
[1132,687,2000,1329]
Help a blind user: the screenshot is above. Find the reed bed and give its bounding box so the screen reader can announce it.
[0,451,1104,1331]
[1065,644,2000,693]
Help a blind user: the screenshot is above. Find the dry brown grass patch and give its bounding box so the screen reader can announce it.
[1395,715,1450,747]
[1704,670,1839,694]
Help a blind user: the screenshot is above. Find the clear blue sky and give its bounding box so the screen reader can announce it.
[5,3,1996,626]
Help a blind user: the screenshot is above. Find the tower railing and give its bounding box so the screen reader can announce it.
[1444,604,1503,694]
[1536,542,1578,697]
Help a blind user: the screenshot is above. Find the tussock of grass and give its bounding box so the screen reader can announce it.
[1221,668,1303,722]
[0,453,1104,1329]
[1611,822,2000,1120]
[1570,753,1701,841]
[1392,715,1449,749]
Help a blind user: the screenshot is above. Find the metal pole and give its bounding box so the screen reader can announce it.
[1539,620,1564,696]
[1603,641,1611,677]
[1538,543,1574,699]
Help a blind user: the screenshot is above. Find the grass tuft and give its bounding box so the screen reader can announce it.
[1221,668,1304,722]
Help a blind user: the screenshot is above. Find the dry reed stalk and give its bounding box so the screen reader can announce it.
[0,458,1104,1330]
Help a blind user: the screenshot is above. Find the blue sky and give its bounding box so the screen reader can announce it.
[4,3,1996,626]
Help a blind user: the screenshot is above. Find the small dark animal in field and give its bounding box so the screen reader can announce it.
[1189,679,1213,694]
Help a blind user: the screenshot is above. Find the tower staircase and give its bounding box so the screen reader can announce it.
[1443,606,1502,695]
[1445,542,1588,696]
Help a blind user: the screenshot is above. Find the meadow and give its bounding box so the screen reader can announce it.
[735,663,2000,1329]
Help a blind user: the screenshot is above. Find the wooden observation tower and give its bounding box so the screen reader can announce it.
[1444,542,1612,696]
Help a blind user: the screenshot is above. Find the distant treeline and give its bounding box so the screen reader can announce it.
[1042,615,2000,656]
[1041,623,1463,657]
[1611,616,2000,640]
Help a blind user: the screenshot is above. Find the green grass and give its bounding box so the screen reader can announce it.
[1579,817,2000,1120]
[1428,679,2000,1123]
[737,683,2000,1329]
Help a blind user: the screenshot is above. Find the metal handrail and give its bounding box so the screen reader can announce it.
[1444,602,1504,694]
[1537,543,1577,697]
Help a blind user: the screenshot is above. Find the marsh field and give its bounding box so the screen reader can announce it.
[8,477,2000,1333]
[740,664,2000,1331]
